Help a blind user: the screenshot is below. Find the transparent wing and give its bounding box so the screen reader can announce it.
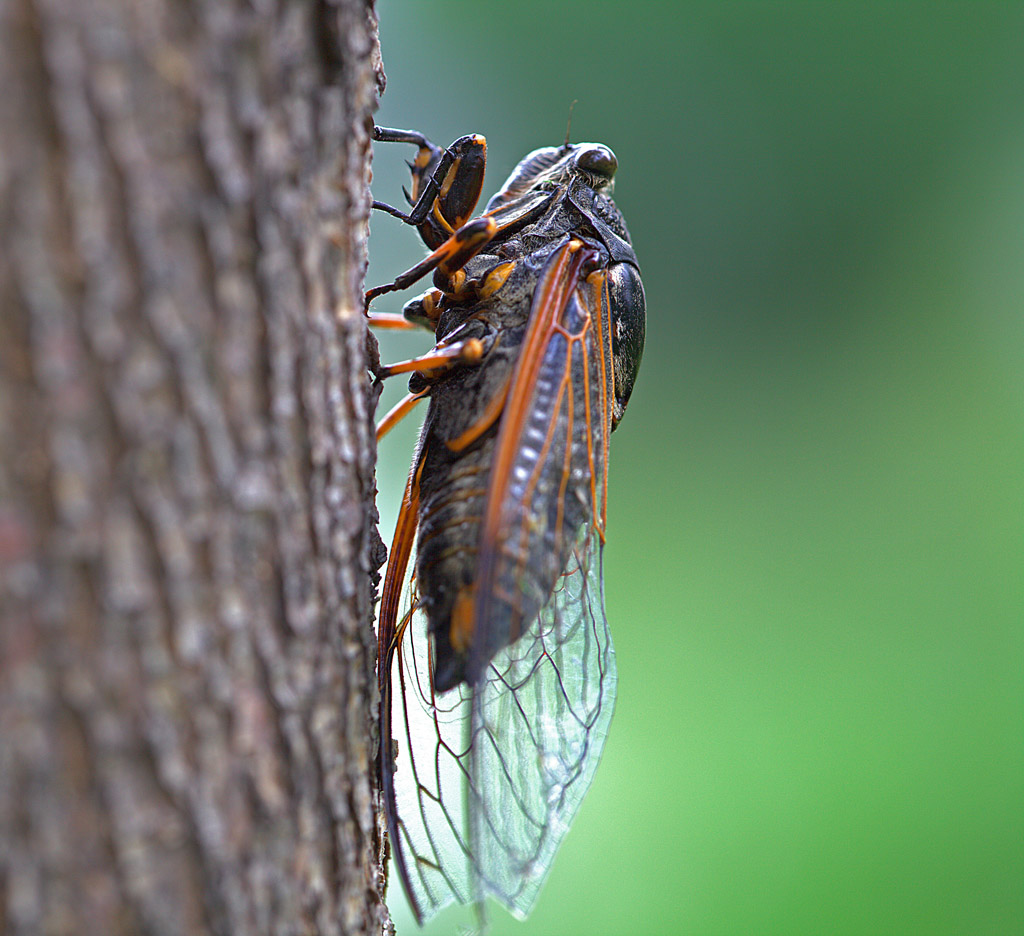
[388,521,616,921]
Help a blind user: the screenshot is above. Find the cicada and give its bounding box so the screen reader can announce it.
[367,124,645,924]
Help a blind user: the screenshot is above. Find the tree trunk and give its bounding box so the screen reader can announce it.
[0,0,389,933]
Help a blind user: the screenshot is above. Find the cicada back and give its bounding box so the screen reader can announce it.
[368,125,645,924]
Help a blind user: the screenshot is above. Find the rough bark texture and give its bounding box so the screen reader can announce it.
[0,0,389,933]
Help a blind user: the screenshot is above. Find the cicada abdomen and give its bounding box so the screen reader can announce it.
[368,126,645,924]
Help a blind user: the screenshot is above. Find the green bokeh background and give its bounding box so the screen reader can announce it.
[367,3,1023,934]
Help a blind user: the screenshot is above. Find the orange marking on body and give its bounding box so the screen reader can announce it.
[430,542,481,566]
[451,337,484,360]
[420,290,441,322]
[445,270,467,295]
[415,505,486,549]
[477,261,516,299]
[419,550,483,587]
[371,215,496,306]
[449,585,476,654]
[445,461,490,482]
[418,483,488,527]
[445,374,511,452]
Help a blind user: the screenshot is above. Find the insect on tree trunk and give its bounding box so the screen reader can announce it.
[0,0,390,933]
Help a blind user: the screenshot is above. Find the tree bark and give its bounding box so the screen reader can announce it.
[0,0,389,933]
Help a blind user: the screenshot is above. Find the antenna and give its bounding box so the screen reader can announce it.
[564,100,578,149]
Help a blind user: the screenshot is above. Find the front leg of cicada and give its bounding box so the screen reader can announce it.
[368,128,494,437]
[371,127,487,247]
[366,127,494,314]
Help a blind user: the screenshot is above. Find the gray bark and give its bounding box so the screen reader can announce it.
[0,0,389,933]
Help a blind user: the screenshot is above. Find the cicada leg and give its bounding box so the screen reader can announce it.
[372,127,487,246]
[376,390,428,441]
[373,336,485,436]
[365,312,418,330]
[365,215,499,309]
[367,125,555,310]
[365,189,553,310]
[366,126,547,436]
[366,127,499,310]
[377,336,484,380]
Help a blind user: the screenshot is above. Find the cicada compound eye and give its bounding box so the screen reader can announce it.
[574,144,618,181]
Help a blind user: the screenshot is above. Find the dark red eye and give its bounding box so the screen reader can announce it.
[575,144,617,179]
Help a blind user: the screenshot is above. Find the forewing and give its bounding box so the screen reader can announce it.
[468,241,616,679]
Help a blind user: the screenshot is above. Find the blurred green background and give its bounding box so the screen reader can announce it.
[367,3,1023,934]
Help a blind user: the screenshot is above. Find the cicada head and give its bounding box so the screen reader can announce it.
[485,142,619,211]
